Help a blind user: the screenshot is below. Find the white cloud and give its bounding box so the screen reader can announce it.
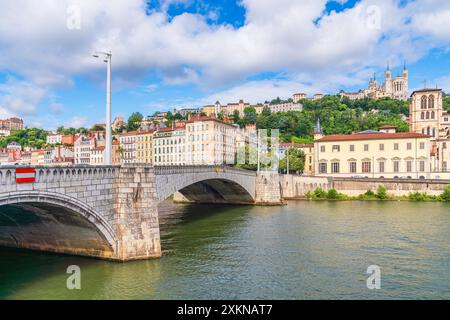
[1,0,450,125]
[0,77,47,115]
[66,116,88,128]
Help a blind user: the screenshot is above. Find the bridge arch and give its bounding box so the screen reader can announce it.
[155,167,256,204]
[0,191,117,259]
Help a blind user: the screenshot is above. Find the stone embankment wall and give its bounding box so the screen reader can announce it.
[280,175,450,198]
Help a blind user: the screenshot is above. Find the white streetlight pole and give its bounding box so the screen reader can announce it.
[93,51,112,166]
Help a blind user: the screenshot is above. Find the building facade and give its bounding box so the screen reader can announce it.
[185,117,237,165]
[0,117,24,131]
[409,88,450,176]
[314,127,431,179]
[268,102,303,113]
[153,127,186,166]
[292,93,307,103]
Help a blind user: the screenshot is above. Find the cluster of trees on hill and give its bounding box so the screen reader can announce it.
[0,128,49,149]
[230,95,410,142]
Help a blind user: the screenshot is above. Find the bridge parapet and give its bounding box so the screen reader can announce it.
[0,165,120,186]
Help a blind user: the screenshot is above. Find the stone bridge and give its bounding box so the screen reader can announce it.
[0,165,281,261]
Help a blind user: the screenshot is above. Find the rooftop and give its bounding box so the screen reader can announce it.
[317,131,430,142]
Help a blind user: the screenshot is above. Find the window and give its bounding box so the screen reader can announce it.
[420,142,425,150]
[419,161,425,172]
[349,162,357,173]
[331,162,340,173]
[364,144,369,152]
[421,112,425,120]
[426,111,430,119]
[443,162,448,172]
[428,95,434,109]
[393,161,400,173]
[332,145,340,152]
[421,96,427,109]
[379,162,385,173]
[350,145,355,152]
[407,143,412,150]
[394,143,399,151]
[379,144,384,151]
[362,161,371,173]
[431,111,435,119]
[406,160,413,173]
[319,163,327,174]
[320,146,325,152]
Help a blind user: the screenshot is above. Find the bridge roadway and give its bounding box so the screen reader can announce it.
[0,165,282,261]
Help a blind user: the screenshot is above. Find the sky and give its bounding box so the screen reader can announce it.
[1,0,450,130]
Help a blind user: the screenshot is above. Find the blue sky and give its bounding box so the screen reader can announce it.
[1,0,450,130]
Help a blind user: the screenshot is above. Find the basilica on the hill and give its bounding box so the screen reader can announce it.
[340,64,409,101]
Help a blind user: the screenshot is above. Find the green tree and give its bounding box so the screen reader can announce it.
[279,148,305,173]
[243,106,257,125]
[127,112,143,131]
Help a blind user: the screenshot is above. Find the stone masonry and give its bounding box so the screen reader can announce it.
[0,165,270,260]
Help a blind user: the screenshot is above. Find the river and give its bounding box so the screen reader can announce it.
[0,200,449,299]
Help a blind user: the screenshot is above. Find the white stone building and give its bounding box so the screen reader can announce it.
[185,116,238,165]
[153,127,186,166]
[46,134,62,145]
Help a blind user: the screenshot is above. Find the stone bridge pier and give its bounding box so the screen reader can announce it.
[0,165,282,261]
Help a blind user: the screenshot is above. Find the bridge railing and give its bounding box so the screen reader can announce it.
[154,165,257,176]
[0,165,120,185]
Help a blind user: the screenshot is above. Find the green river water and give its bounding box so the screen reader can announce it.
[0,200,449,299]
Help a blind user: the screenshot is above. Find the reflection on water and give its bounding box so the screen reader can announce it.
[0,201,449,299]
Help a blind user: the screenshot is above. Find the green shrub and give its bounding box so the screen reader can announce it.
[313,187,327,198]
[375,185,388,200]
[441,185,450,202]
[326,188,339,199]
[365,189,375,197]
[408,192,426,201]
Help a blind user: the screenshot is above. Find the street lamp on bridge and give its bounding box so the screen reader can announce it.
[92,51,112,165]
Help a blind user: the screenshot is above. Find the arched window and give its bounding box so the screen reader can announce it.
[427,127,431,135]
[421,96,427,109]
[428,95,434,109]
[431,111,435,119]
[433,128,436,137]
[426,111,430,119]
[421,112,425,119]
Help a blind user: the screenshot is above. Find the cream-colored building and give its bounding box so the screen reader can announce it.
[153,127,186,165]
[185,116,237,165]
[293,93,307,103]
[314,126,431,179]
[74,134,96,165]
[409,88,450,178]
[135,131,154,164]
[90,146,105,165]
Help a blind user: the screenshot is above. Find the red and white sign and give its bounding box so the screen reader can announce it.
[16,168,36,184]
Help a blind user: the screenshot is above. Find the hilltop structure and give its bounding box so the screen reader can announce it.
[340,64,409,101]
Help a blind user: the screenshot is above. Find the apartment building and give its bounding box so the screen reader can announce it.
[268,102,303,113]
[314,126,431,179]
[118,131,139,164]
[0,117,24,131]
[185,116,237,165]
[135,131,154,164]
[153,127,186,165]
[74,134,97,165]
[46,134,62,145]
[90,146,105,165]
